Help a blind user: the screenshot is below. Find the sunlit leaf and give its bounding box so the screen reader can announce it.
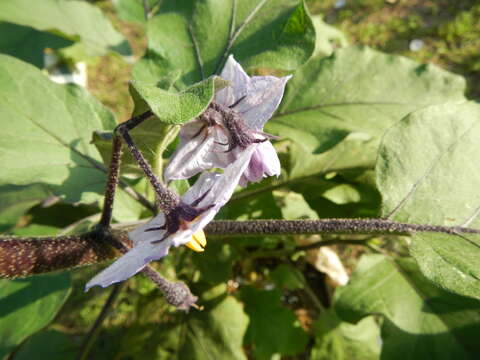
[376,101,480,299]
[0,54,144,221]
[133,0,315,86]
[267,46,466,154]
[311,310,380,360]
[0,0,131,57]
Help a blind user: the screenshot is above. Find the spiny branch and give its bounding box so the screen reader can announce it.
[1,218,479,279]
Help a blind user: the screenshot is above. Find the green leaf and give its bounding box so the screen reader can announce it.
[311,310,380,360]
[113,0,157,24]
[0,273,71,358]
[271,264,304,290]
[178,296,249,360]
[0,0,131,57]
[14,330,76,360]
[376,101,480,299]
[192,242,239,284]
[241,286,309,359]
[267,46,467,154]
[0,184,51,233]
[130,76,228,124]
[0,54,143,221]
[0,22,72,68]
[133,0,315,86]
[335,255,480,359]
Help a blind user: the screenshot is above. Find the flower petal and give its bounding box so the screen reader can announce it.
[215,55,250,107]
[85,240,170,290]
[235,75,292,130]
[164,123,235,181]
[239,141,281,187]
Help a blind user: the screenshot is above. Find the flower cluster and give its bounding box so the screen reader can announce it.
[87,56,291,290]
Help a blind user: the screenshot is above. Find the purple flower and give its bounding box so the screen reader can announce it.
[86,147,256,290]
[164,55,291,186]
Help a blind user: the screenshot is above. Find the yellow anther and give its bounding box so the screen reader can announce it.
[185,230,207,252]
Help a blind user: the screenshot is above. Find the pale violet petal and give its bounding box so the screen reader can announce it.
[215,55,250,107]
[165,124,237,180]
[235,75,292,130]
[257,141,281,177]
[239,141,280,186]
[129,213,166,246]
[85,240,170,290]
[164,130,216,181]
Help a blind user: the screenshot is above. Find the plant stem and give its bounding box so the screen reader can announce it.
[1,218,479,278]
[99,135,123,229]
[205,219,480,236]
[77,283,123,360]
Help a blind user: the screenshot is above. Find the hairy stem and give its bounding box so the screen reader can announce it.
[117,116,179,212]
[1,218,478,278]
[99,135,123,229]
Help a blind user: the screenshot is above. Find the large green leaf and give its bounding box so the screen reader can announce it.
[113,0,158,24]
[376,101,480,299]
[0,184,51,233]
[267,46,467,154]
[0,273,71,358]
[0,22,72,68]
[311,310,380,360]
[133,0,315,86]
[0,55,144,221]
[241,286,309,359]
[178,295,249,360]
[0,0,131,57]
[13,330,76,360]
[335,254,480,359]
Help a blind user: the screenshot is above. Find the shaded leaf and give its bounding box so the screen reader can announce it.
[0,22,72,68]
[192,242,239,284]
[376,101,480,299]
[178,295,249,360]
[14,330,76,360]
[0,184,51,233]
[0,273,71,358]
[335,254,480,359]
[241,286,309,359]
[0,0,131,57]
[133,0,315,86]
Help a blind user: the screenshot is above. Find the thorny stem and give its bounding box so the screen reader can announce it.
[116,114,179,212]
[1,218,479,279]
[77,283,123,360]
[99,135,123,229]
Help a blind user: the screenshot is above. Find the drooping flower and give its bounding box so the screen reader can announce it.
[164,55,291,186]
[86,146,256,290]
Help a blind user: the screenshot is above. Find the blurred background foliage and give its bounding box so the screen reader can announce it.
[0,0,479,359]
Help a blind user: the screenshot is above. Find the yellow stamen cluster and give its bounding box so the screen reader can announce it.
[184,230,207,252]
